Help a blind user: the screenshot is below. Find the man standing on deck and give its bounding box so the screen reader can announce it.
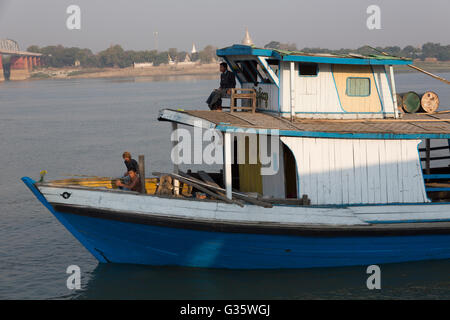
[206,62,236,111]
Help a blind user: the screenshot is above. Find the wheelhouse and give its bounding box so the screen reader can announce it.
[217,44,412,119]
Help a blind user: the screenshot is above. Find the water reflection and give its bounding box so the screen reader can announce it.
[74,259,450,300]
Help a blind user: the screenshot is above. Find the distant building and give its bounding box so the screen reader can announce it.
[74,60,81,67]
[167,54,176,65]
[191,43,199,62]
[133,62,154,68]
[178,53,195,66]
[424,57,438,63]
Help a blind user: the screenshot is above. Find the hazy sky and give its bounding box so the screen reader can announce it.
[0,0,448,52]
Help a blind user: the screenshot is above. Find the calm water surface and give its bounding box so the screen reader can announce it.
[0,73,449,299]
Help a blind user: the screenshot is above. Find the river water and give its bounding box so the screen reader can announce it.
[0,73,449,300]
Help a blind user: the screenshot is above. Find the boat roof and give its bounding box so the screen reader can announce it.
[158,109,450,140]
[217,44,412,66]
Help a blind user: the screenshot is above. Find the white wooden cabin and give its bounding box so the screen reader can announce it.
[216,45,412,119]
[158,46,450,207]
[158,109,450,206]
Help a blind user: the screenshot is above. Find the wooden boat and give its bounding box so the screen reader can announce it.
[22,44,450,269]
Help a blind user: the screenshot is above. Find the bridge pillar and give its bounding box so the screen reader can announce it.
[32,57,37,69]
[27,56,33,70]
[0,55,4,82]
[10,56,30,80]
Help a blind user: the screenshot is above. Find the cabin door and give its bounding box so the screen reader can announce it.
[283,144,298,198]
[238,136,263,194]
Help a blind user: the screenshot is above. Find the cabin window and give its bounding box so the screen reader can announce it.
[298,63,318,76]
[234,59,275,85]
[236,60,258,84]
[346,77,371,97]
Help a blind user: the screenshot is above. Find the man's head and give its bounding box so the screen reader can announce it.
[122,151,131,161]
[128,169,137,178]
[220,62,228,73]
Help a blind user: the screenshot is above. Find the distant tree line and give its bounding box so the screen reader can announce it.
[26,44,218,68]
[264,41,450,61]
[27,42,450,68]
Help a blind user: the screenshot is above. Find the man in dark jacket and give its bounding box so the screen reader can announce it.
[121,151,139,184]
[122,151,139,175]
[206,62,236,110]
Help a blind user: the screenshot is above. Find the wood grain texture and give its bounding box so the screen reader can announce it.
[332,64,382,113]
[281,137,428,205]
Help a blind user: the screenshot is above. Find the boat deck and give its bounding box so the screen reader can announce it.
[159,109,450,137]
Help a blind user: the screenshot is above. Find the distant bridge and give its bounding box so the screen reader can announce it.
[0,39,44,81]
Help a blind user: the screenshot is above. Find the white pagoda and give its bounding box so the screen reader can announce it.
[191,43,197,54]
[242,27,254,46]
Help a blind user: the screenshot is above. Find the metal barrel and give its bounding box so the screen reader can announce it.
[401,91,421,113]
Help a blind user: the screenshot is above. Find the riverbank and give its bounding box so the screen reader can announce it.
[20,60,450,82]
[30,63,220,81]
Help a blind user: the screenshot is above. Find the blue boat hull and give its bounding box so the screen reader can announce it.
[56,211,450,269]
[22,177,450,269]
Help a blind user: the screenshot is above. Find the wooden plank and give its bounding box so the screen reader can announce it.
[385,140,400,203]
[360,140,369,204]
[308,138,320,205]
[410,140,428,202]
[349,139,367,203]
[400,140,408,203]
[176,171,273,208]
[367,140,380,204]
[341,139,354,204]
[378,139,388,203]
[333,139,344,205]
[230,192,272,208]
[197,171,222,189]
[152,172,244,207]
[426,182,450,188]
[393,139,403,203]
[407,64,450,85]
[225,112,256,126]
[328,139,340,205]
[196,171,225,197]
[257,198,310,205]
[317,139,328,205]
[138,155,147,194]
[299,138,310,202]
